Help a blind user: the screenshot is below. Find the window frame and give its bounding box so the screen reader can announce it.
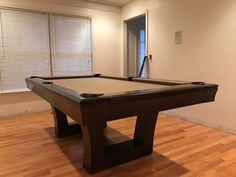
[0,6,93,93]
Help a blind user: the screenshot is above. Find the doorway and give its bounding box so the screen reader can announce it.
[125,15,146,77]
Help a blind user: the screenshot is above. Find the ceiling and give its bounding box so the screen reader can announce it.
[83,0,133,7]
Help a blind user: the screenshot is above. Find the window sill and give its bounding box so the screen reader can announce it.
[0,88,30,94]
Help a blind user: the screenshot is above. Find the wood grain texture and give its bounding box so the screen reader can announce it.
[0,112,236,177]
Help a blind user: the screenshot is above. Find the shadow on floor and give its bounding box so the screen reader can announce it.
[45,126,189,177]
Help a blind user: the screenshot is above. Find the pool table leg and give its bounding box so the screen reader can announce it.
[134,111,159,153]
[82,124,106,173]
[81,110,159,174]
[51,106,82,138]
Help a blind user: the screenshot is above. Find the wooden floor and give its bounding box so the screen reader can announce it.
[1,112,236,177]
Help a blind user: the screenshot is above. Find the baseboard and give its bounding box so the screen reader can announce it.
[164,111,236,136]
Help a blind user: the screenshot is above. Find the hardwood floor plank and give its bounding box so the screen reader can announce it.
[0,112,236,176]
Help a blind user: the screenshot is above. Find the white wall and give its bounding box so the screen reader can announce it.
[0,0,122,117]
[2,0,235,136]
[0,92,50,117]
[92,13,122,74]
[122,0,236,134]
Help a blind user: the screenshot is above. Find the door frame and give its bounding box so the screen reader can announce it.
[123,10,149,77]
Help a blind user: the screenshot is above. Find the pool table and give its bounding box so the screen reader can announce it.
[25,74,218,173]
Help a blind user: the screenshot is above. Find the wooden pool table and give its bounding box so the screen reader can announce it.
[25,74,218,173]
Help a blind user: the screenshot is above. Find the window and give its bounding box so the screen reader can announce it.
[0,9,92,92]
[51,15,92,76]
[0,10,50,91]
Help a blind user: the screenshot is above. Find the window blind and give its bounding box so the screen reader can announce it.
[51,15,92,76]
[0,10,50,91]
